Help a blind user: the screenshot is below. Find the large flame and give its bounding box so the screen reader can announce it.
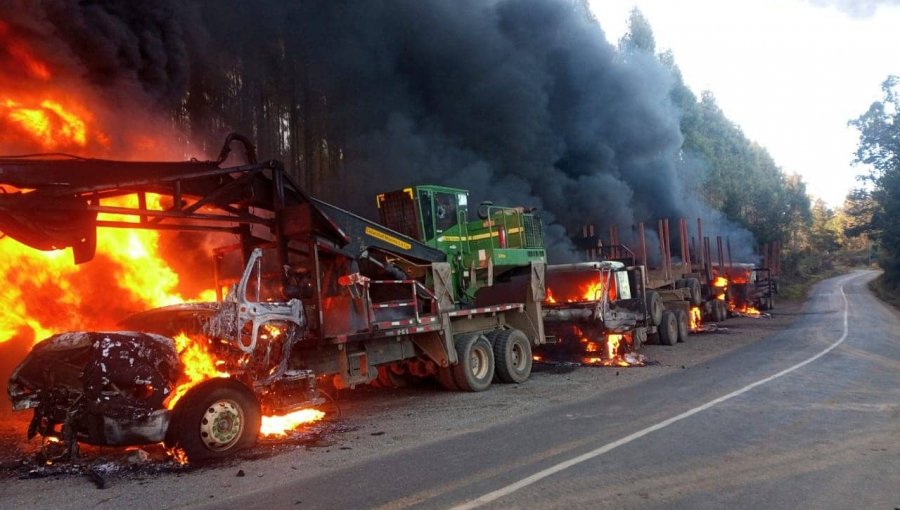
[0,194,216,347]
[580,330,637,367]
[168,331,325,436]
[167,332,228,409]
[0,16,183,158]
[261,409,326,436]
[689,306,702,331]
[544,277,613,304]
[0,20,108,152]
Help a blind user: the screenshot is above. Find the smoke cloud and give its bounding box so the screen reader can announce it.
[1,0,757,262]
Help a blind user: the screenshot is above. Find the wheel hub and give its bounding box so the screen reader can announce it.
[511,343,523,369]
[470,347,489,379]
[200,400,243,451]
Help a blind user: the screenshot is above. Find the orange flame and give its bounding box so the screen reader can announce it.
[581,333,634,367]
[260,409,326,436]
[0,193,216,347]
[730,303,762,316]
[607,333,622,360]
[544,278,609,304]
[1,98,95,149]
[689,307,702,331]
[545,288,557,304]
[166,332,326,436]
[166,332,228,409]
[582,281,603,301]
[0,20,51,80]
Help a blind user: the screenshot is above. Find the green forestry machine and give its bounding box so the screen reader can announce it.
[374,184,546,303]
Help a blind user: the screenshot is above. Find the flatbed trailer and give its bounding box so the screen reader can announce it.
[3,135,547,461]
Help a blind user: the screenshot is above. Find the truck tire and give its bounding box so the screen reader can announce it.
[165,378,261,462]
[687,278,703,306]
[452,334,495,392]
[675,309,689,343]
[658,310,678,346]
[647,291,664,327]
[632,327,647,350]
[712,300,724,322]
[719,299,730,319]
[491,329,532,384]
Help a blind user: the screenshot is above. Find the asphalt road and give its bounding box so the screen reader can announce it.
[211,271,899,510]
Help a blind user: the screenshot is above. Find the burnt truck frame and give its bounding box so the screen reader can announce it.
[717,263,777,311]
[540,261,653,361]
[3,135,546,461]
[577,218,736,345]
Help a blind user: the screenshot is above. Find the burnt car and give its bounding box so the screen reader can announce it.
[8,331,180,457]
[8,249,320,462]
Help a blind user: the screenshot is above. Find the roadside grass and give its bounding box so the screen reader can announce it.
[868,273,900,311]
[778,258,873,301]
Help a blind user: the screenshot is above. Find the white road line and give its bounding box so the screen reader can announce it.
[451,273,861,510]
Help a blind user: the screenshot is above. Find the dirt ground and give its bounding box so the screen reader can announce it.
[0,301,803,508]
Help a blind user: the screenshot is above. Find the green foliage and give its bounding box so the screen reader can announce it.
[643,12,812,269]
[619,8,656,53]
[672,86,811,248]
[849,75,900,285]
[809,199,842,253]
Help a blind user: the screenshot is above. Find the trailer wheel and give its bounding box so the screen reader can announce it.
[675,310,689,343]
[658,310,678,346]
[492,329,532,384]
[719,299,730,320]
[632,327,647,350]
[452,334,495,392]
[165,378,261,462]
[711,300,722,322]
[647,291,664,326]
[686,278,703,305]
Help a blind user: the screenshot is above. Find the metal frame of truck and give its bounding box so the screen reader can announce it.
[2,135,547,461]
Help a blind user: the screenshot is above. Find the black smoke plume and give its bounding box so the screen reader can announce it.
[1,0,756,262]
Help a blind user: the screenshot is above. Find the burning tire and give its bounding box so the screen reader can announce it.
[452,334,495,392]
[658,310,678,346]
[166,378,261,462]
[491,329,532,384]
[675,310,689,342]
[647,291,664,326]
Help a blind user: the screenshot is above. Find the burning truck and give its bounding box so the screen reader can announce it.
[2,136,548,461]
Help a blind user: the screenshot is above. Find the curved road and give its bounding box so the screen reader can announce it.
[213,271,899,509]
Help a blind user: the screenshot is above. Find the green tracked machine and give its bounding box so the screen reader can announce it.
[375,184,546,303]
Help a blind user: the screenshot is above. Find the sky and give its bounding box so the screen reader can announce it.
[588,0,900,207]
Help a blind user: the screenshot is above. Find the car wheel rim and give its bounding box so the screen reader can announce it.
[200,399,244,451]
